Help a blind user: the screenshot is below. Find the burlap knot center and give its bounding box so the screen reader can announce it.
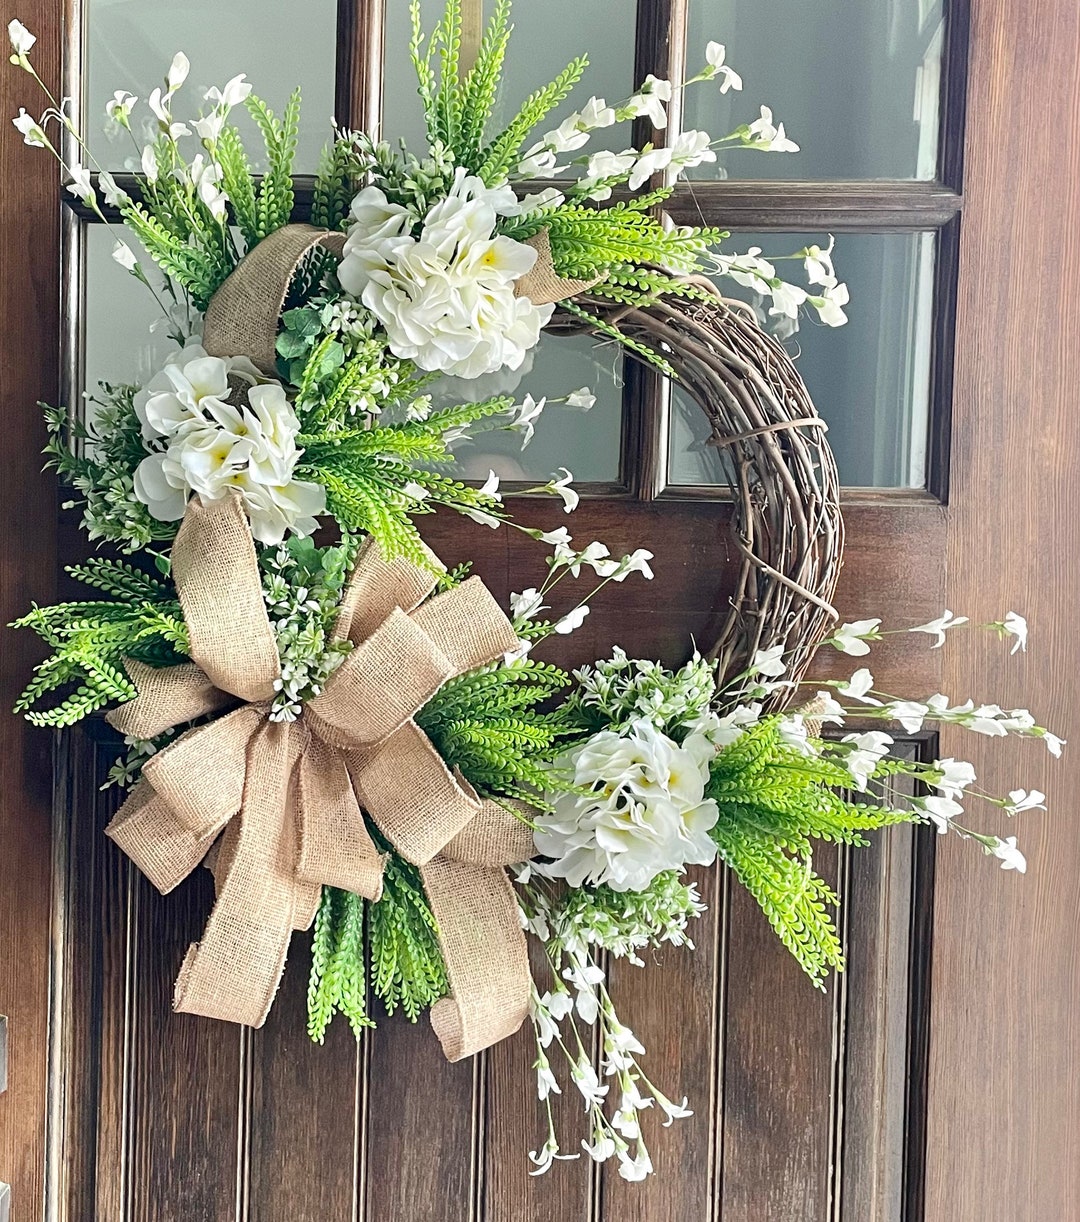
[105,489,534,1060]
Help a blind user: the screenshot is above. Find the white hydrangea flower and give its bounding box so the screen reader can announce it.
[337,169,555,379]
[534,720,719,892]
[132,346,325,544]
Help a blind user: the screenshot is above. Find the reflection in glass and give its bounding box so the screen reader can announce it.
[85,0,337,172]
[668,232,935,489]
[83,227,623,483]
[382,0,638,160]
[684,0,944,180]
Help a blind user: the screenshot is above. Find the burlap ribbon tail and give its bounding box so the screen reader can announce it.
[105,490,534,1060]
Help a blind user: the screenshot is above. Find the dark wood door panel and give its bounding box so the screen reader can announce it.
[52,730,927,1222]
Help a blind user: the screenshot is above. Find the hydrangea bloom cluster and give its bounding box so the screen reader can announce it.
[132,345,325,544]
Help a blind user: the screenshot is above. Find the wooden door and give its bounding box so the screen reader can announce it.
[2,0,1078,1218]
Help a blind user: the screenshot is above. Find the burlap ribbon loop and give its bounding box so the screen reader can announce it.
[514,228,604,306]
[105,492,533,1057]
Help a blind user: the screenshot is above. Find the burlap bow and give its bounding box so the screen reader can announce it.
[104,489,535,1060]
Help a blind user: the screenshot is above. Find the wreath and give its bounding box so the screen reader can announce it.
[8,4,1061,1181]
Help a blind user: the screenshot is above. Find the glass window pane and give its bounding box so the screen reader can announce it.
[382,0,638,160]
[684,0,945,180]
[83,226,622,482]
[85,0,338,172]
[667,231,935,489]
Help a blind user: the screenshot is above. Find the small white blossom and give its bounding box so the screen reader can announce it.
[510,588,546,621]
[106,89,137,126]
[1005,788,1046,815]
[565,387,595,409]
[625,74,672,127]
[885,700,930,733]
[610,549,654,582]
[506,392,546,447]
[835,667,881,704]
[627,145,673,190]
[991,835,1027,873]
[617,1147,654,1181]
[536,525,572,548]
[811,281,850,327]
[140,144,158,182]
[930,757,977,801]
[803,238,837,288]
[745,105,800,152]
[543,467,579,512]
[98,170,127,207]
[998,611,1029,654]
[704,41,743,92]
[768,279,809,320]
[665,129,716,182]
[841,730,893,791]
[166,51,190,94]
[205,73,251,109]
[8,18,36,58]
[909,609,969,647]
[65,162,93,202]
[750,644,786,677]
[528,1136,577,1175]
[552,605,589,635]
[111,240,139,271]
[12,108,45,146]
[1042,731,1066,757]
[919,794,964,834]
[827,618,882,657]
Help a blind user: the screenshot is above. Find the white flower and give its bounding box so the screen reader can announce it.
[750,644,786,677]
[106,90,137,126]
[617,1148,654,1181]
[479,469,501,502]
[534,1056,561,1100]
[140,144,159,182]
[544,467,578,513]
[577,95,617,130]
[768,279,808,320]
[1001,611,1028,654]
[746,105,799,152]
[716,247,776,289]
[930,758,977,801]
[778,715,817,756]
[577,149,637,200]
[626,75,673,127]
[111,240,138,271]
[689,703,761,747]
[188,154,228,221]
[166,51,190,94]
[554,540,611,577]
[461,506,501,529]
[552,605,589,635]
[991,835,1027,873]
[704,42,743,92]
[665,129,716,182]
[571,1056,610,1109]
[205,73,251,109]
[543,115,592,154]
[535,720,719,892]
[537,525,572,547]
[582,1135,617,1162]
[566,387,595,409]
[528,1135,577,1175]
[656,1094,693,1126]
[1042,731,1066,757]
[517,144,560,177]
[835,667,881,704]
[506,392,546,446]
[12,108,45,146]
[510,588,545,621]
[98,170,127,207]
[965,704,1010,737]
[885,700,930,733]
[841,730,893,791]
[909,609,969,647]
[827,618,881,656]
[1006,788,1046,815]
[811,282,850,327]
[627,145,673,191]
[131,349,323,543]
[810,691,846,725]
[610,549,654,582]
[8,18,35,57]
[192,112,225,143]
[803,239,836,288]
[919,794,963,834]
[338,173,554,378]
[65,162,93,202]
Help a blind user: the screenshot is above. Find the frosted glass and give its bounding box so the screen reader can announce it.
[85,0,337,172]
[381,0,638,161]
[684,0,945,180]
[668,231,935,489]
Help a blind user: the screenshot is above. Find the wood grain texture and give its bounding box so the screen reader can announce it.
[927,0,1080,1218]
[0,1,59,1217]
